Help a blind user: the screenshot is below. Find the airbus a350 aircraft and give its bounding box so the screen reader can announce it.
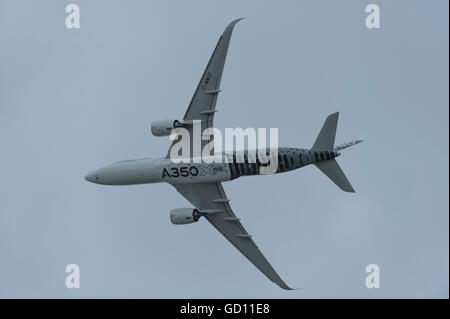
[85,19,362,290]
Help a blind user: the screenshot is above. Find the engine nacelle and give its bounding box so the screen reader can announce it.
[151,119,181,136]
[170,208,201,225]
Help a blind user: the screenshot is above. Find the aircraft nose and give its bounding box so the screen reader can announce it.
[84,171,99,183]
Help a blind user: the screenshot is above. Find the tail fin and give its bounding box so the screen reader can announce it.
[311,112,339,151]
[315,159,355,192]
[312,112,357,193]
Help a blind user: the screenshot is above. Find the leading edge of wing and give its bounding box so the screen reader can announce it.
[172,182,294,290]
[204,214,294,290]
[182,18,244,121]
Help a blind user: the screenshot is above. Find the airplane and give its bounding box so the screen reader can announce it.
[85,18,362,290]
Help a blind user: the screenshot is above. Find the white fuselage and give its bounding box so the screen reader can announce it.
[85,148,339,186]
[85,156,232,185]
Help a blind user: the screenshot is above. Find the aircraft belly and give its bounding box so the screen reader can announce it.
[161,162,231,184]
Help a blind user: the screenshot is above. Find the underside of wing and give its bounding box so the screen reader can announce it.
[166,19,243,158]
[172,182,293,290]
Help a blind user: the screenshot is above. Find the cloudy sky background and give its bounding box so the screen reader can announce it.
[0,0,448,298]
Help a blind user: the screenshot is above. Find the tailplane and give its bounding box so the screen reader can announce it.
[311,112,361,193]
[334,140,364,152]
[315,159,355,192]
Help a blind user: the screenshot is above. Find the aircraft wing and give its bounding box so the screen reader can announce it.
[172,182,293,290]
[166,19,242,158]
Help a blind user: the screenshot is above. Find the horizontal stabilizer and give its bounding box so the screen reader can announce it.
[315,159,355,193]
[334,140,363,152]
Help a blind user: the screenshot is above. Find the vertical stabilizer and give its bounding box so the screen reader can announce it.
[311,112,357,193]
[312,112,339,151]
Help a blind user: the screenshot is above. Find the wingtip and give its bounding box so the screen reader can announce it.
[343,185,356,193]
[276,281,296,290]
[285,287,295,291]
[280,285,300,291]
[228,18,245,28]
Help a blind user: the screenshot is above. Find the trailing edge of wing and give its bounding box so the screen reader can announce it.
[172,182,293,290]
[182,18,244,122]
[166,18,243,159]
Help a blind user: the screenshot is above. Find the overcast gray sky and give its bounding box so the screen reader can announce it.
[0,0,448,298]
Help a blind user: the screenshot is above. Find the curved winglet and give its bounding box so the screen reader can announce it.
[167,18,245,158]
[226,18,245,30]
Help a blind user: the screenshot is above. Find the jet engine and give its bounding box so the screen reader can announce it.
[151,119,181,136]
[170,208,201,225]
